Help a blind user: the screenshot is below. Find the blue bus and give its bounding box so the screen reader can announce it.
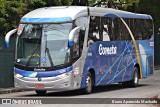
[5,6,154,95]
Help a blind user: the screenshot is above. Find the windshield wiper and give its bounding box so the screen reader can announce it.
[45,47,54,67]
[44,30,54,67]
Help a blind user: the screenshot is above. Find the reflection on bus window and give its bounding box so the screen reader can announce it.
[102,18,110,41]
[88,16,101,46]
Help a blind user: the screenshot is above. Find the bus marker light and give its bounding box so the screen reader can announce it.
[81,75,84,78]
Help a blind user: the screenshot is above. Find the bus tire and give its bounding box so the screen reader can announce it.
[122,67,139,87]
[130,67,139,87]
[82,72,93,94]
[35,90,47,95]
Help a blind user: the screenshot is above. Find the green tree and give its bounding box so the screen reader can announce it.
[0,0,68,36]
[0,0,6,35]
[88,0,97,6]
[136,0,160,34]
[26,0,46,11]
[0,0,26,36]
[61,0,72,5]
[121,0,139,12]
[1,0,159,36]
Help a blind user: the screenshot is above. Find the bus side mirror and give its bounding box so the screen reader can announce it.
[5,29,17,48]
[68,27,81,47]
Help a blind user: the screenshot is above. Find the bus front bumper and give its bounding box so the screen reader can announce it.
[14,72,76,91]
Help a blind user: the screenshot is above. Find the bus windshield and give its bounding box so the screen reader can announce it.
[43,23,72,67]
[16,23,72,67]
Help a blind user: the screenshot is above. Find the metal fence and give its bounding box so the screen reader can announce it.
[0,36,15,88]
[154,34,160,67]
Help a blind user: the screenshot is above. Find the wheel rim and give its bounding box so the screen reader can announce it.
[134,71,138,84]
[86,75,92,92]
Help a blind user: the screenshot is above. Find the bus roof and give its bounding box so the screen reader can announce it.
[20,6,152,23]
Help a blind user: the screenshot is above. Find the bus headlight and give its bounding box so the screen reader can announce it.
[73,67,80,75]
[15,74,23,78]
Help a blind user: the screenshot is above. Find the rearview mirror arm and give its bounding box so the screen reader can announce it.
[5,29,17,48]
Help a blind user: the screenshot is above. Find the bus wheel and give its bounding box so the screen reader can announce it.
[130,67,139,87]
[35,90,47,95]
[82,72,93,94]
[122,67,139,87]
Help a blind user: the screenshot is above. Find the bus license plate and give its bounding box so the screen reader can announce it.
[35,84,44,88]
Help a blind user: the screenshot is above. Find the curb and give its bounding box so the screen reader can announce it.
[154,66,160,70]
[155,68,160,70]
[0,88,23,94]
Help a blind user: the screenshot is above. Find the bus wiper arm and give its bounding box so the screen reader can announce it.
[45,48,54,67]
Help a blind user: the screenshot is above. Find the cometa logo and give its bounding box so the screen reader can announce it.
[99,44,117,55]
[34,68,45,71]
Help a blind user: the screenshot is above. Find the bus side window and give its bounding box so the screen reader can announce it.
[72,32,80,61]
[130,19,135,39]
[107,18,118,41]
[107,18,114,41]
[72,17,87,62]
[122,18,132,40]
[80,30,85,54]
[134,19,153,40]
[148,20,154,39]
[135,19,143,40]
[142,19,153,40]
[74,17,87,56]
[72,30,85,62]
[102,17,110,41]
[109,18,122,41]
[88,16,101,46]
